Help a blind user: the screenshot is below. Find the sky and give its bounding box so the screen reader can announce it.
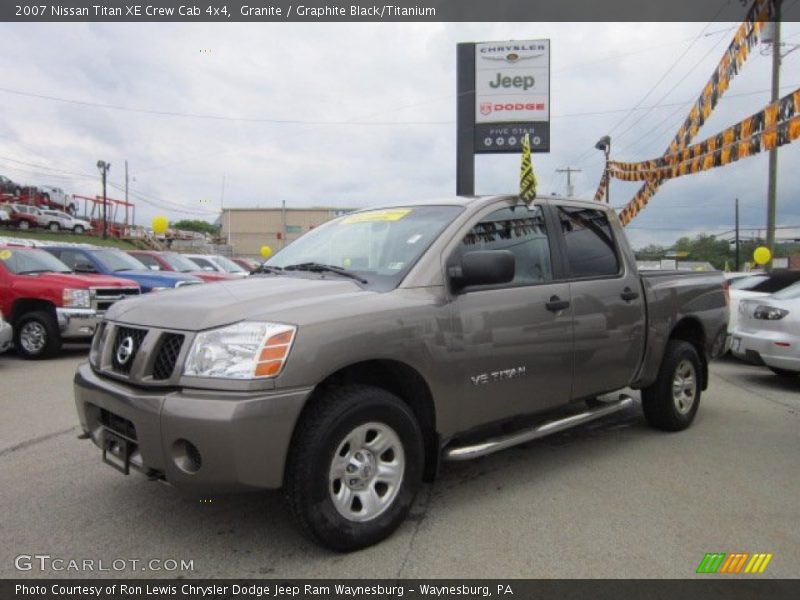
[0,19,798,249]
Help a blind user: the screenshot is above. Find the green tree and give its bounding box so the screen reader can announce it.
[170,219,219,235]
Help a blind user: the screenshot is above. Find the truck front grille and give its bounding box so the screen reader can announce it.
[91,287,140,312]
[153,333,185,380]
[111,326,147,374]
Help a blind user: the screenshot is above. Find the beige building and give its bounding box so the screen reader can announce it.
[219,206,351,257]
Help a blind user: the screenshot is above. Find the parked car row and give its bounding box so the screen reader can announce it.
[0,246,257,358]
[0,202,92,233]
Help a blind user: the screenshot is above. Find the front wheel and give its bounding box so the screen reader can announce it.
[284,385,424,552]
[641,340,702,431]
[48,222,60,232]
[18,220,30,230]
[73,225,85,234]
[15,311,61,359]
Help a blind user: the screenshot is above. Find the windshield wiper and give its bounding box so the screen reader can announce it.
[252,264,284,275]
[283,262,368,284]
[18,269,54,274]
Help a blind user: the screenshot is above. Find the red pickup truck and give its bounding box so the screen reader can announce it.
[0,246,140,358]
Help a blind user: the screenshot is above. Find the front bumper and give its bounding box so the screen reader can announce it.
[0,320,12,353]
[74,362,311,493]
[731,329,799,372]
[57,308,100,339]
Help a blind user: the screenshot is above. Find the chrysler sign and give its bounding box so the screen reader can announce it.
[475,40,550,126]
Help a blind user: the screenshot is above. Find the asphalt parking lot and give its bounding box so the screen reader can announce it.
[1,349,798,579]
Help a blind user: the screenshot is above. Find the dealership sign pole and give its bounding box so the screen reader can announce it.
[457,39,551,196]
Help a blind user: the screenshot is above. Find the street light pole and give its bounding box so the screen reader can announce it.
[595,135,611,203]
[96,160,110,239]
[735,197,740,271]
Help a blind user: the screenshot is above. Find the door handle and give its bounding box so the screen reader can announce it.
[621,287,640,302]
[546,295,570,312]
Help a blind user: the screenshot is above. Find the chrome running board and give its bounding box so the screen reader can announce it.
[443,394,635,461]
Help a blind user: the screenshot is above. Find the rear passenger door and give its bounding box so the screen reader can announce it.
[553,205,646,399]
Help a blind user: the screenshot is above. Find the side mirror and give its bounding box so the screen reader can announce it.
[149,265,160,271]
[203,266,214,272]
[74,263,97,274]
[449,250,515,291]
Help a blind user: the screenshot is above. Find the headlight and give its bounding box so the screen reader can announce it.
[149,287,169,292]
[63,288,92,308]
[183,321,297,379]
[754,305,788,320]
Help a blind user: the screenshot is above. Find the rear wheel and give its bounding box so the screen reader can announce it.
[15,311,61,359]
[17,220,30,230]
[285,385,424,552]
[642,340,702,431]
[768,367,798,378]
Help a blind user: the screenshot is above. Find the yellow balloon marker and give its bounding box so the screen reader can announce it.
[753,246,771,266]
[260,245,273,259]
[152,215,169,235]
[0,250,11,261]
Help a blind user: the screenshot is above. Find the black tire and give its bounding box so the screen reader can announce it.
[14,311,61,359]
[284,385,424,552]
[73,225,85,234]
[641,340,702,432]
[48,222,60,232]
[18,220,30,230]
[768,367,798,378]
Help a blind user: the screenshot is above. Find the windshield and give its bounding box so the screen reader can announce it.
[212,255,248,273]
[772,281,800,300]
[730,275,768,290]
[266,206,463,288]
[0,248,72,274]
[162,253,204,272]
[93,249,148,272]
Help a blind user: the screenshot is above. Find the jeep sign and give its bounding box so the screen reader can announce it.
[475,40,550,126]
[457,39,551,195]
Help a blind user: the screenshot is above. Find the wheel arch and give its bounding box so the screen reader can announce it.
[292,359,440,482]
[11,298,57,326]
[668,317,708,390]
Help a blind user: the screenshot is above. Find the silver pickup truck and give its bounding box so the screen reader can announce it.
[74,195,727,551]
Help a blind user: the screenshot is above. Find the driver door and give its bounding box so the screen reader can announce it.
[446,202,575,432]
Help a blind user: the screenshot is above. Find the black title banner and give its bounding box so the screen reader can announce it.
[3,0,799,23]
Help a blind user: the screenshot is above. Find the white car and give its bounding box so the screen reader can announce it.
[0,308,12,354]
[39,185,78,215]
[731,281,800,377]
[38,209,91,233]
[727,271,800,335]
[183,254,250,278]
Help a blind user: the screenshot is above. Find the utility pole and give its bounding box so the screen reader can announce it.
[220,174,227,246]
[124,160,129,229]
[556,167,582,197]
[765,0,781,271]
[96,160,110,239]
[735,198,740,271]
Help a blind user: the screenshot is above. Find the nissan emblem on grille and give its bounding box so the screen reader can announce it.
[116,337,135,365]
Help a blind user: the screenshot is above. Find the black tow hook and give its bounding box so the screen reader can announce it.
[77,431,91,440]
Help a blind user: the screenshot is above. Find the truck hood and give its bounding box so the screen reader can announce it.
[106,275,370,330]
[24,272,139,288]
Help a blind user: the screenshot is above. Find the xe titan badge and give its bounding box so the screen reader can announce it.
[116,336,135,365]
